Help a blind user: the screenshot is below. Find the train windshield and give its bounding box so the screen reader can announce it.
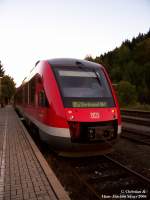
[54,67,115,108]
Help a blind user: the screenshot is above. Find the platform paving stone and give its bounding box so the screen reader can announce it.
[0,106,68,200]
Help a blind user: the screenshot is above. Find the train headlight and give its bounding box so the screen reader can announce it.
[69,115,75,120]
[111,109,115,113]
[111,109,116,119]
[68,110,72,114]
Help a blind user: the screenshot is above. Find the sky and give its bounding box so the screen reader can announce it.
[0,0,150,86]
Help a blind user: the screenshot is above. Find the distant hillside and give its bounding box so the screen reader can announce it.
[86,29,150,104]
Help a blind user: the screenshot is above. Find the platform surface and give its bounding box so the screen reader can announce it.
[0,106,70,200]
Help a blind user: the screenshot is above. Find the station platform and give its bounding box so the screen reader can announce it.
[0,106,70,200]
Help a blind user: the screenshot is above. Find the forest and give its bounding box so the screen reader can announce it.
[85,29,150,107]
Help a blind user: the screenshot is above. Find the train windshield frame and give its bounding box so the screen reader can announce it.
[52,66,115,108]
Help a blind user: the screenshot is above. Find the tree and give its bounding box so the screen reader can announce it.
[1,75,16,104]
[0,61,5,77]
[84,55,94,62]
[85,29,150,105]
[117,81,137,107]
[111,66,122,82]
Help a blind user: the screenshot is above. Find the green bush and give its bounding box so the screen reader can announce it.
[117,81,137,106]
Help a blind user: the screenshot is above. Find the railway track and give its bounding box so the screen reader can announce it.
[122,115,150,127]
[121,109,150,146]
[121,108,150,126]
[121,109,150,118]
[121,128,150,146]
[43,150,150,200]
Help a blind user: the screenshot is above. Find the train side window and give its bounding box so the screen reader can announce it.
[16,88,23,104]
[24,83,28,104]
[29,78,35,105]
[38,90,49,107]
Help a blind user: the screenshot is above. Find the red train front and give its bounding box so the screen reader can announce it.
[15,58,121,156]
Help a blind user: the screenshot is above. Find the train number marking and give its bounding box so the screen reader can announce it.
[90,112,100,119]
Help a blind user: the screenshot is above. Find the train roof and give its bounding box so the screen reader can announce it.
[47,58,103,69]
[22,58,103,85]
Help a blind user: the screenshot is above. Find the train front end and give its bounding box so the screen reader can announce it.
[50,59,121,156]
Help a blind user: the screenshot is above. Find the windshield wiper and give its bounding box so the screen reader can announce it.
[95,71,102,86]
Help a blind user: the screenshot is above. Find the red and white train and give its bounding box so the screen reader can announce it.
[15,58,121,156]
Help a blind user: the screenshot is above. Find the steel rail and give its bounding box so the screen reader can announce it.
[121,109,150,114]
[122,115,150,127]
[71,167,103,200]
[104,155,150,184]
[121,133,150,146]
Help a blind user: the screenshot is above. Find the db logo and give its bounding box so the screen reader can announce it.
[90,112,100,119]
